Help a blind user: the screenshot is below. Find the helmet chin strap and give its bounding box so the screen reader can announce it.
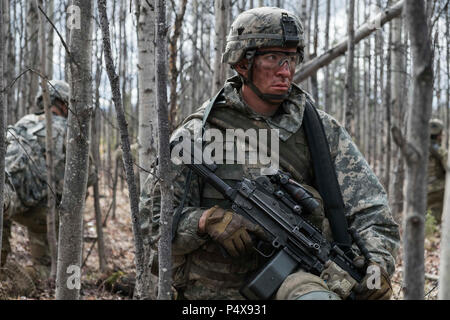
[244,78,291,105]
[241,50,291,105]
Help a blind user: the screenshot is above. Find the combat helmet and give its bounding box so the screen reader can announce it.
[35,80,70,111]
[222,7,305,103]
[430,118,444,136]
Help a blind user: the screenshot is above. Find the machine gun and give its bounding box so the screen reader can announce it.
[183,158,369,300]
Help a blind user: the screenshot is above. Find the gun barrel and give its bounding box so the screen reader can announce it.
[186,163,236,200]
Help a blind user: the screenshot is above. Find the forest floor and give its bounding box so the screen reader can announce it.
[6,182,135,300]
[3,182,443,300]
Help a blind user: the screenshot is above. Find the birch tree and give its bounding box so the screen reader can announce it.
[310,0,319,103]
[3,0,15,125]
[389,0,406,224]
[212,0,229,95]
[137,0,157,188]
[344,0,355,136]
[168,0,188,129]
[98,0,146,299]
[55,0,93,300]
[447,5,450,151]
[439,140,450,299]
[439,1,450,300]
[26,1,40,113]
[323,0,331,113]
[135,0,158,299]
[156,0,174,300]
[0,0,5,269]
[91,41,107,273]
[36,0,58,281]
[392,0,434,300]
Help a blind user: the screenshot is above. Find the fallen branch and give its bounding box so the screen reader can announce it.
[294,0,404,83]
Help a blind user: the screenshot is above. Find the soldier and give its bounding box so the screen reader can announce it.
[427,118,447,223]
[140,7,400,300]
[1,80,70,292]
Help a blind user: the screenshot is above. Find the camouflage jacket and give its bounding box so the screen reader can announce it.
[4,112,68,216]
[427,141,447,194]
[140,76,400,299]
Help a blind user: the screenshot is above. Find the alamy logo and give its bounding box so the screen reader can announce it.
[66,265,81,290]
[67,5,81,30]
[171,128,280,175]
[366,264,381,290]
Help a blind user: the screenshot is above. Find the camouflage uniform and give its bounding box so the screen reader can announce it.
[427,119,447,223]
[1,113,68,273]
[140,79,400,300]
[139,7,400,300]
[1,80,71,283]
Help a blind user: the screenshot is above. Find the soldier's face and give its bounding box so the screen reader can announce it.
[251,46,297,97]
[51,101,69,118]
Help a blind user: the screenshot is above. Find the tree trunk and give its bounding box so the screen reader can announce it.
[97,0,146,300]
[447,6,450,151]
[439,147,450,299]
[36,0,58,282]
[168,0,188,129]
[26,1,39,113]
[375,0,385,181]
[156,0,174,300]
[363,0,371,160]
[344,0,355,137]
[211,0,229,95]
[190,0,200,115]
[0,0,5,268]
[384,20,393,195]
[397,0,434,300]
[323,0,331,113]
[438,1,450,301]
[3,0,15,125]
[137,0,157,190]
[91,44,107,273]
[17,1,26,118]
[293,0,404,83]
[310,0,319,103]
[46,0,54,79]
[389,1,406,224]
[55,0,93,300]
[135,0,158,300]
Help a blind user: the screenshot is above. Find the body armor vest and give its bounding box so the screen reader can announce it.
[179,96,328,296]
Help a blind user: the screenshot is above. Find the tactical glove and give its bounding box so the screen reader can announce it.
[354,262,392,300]
[202,205,266,257]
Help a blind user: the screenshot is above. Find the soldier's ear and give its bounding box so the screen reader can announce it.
[234,59,249,78]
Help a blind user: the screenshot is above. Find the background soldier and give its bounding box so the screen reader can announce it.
[140,7,400,300]
[1,80,70,295]
[427,118,447,224]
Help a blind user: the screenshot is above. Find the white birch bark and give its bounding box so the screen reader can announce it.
[137,0,157,189]
[155,0,174,300]
[211,0,229,95]
[394,0,434,300]
[36,0,58,281]
[135,0,158,300]
[0,0,5,268]
[344,0,355,137]
[55,0,93,300]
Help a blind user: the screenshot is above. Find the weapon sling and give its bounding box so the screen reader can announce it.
[302,100,352,251]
